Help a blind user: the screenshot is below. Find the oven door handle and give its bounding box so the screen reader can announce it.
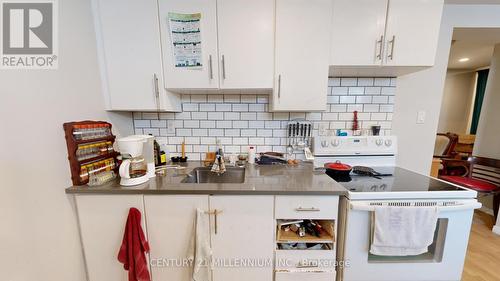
[350,201,482,212]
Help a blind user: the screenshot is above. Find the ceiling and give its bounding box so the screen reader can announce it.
[448,28,500,70]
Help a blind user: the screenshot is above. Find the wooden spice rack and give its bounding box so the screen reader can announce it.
[63,120,118,186]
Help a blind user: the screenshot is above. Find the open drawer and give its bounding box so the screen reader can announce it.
[275,271,336,281]
[275,249,336,270]
[277,220,335,244]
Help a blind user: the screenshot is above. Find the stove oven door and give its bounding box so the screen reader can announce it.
[338,199,480,281]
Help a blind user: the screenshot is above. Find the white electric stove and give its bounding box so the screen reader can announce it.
[313,136,481,281]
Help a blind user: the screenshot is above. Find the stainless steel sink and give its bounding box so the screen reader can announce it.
[181,167,246,184]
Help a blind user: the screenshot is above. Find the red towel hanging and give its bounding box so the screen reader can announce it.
[117,207,151,281]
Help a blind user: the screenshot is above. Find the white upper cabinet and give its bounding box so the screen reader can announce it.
[158,0,220,89]
[217,0,275,89]
[271,0,333,112]
[384,0,444,66]
[159,0,274,90]
[331,0,388,66]
[92,0,180,111]
[330,0,444,72]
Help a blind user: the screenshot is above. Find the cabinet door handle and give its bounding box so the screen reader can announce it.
[208,55,213,80]
[295,207,320,212]
[278,74,281,99]
[205,209,222,234]
[221,55,226,80]
[376,35,384,60]
[388,35,395,60]
[153,73,160,111]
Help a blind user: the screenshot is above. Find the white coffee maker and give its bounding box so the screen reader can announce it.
[116,135,155,186]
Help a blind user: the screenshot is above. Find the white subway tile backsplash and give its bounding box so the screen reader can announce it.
[225,129,240,137]
[339,96,356,104]
[249,103,266,112]
[357,78,374,86]
[134,77,396,159]
[374,78,391,86]
[192,129,208,136]
[348,87,364,95]
[134,120,151,128]
[183,103,199,112]
[151,120,167,128]
[175,112,191,120]
[208,95,223,103]
[331,104,347,112]
[327,96,340,104]
[249,121,265,128]
[233,120,249,128]
[364,104,380,112]
[207,112,224,120]
[200,104,216,112]
[216,120,232,128]
[241,94,257,103]
[224,112,240,120]
[191,112,208,120]
[216,104,232,112]
[191,95,207,103]
[240,112,257,120]
[232,104,249,112]
[341,78,357,86]
[184,120,200,128]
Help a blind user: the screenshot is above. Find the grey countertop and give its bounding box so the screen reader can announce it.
[65,162,346,195]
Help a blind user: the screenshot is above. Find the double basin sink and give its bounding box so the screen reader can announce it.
[181,167,246,184]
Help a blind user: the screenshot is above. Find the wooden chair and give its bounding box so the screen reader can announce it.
[440,156,500,219]
[433,133,459,159]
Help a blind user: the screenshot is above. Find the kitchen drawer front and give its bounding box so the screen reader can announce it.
[275,271,335,281]
[275,196,338,219]
[275,250,336,270]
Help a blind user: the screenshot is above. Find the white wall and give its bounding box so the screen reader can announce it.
[474,44,500,159]
[437,71,476,134]
[0,0,132,280]
[392,4,500,175]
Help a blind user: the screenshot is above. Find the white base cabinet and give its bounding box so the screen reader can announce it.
[75,194,339,281]
[144,195,209,281]
[75,195,147,281]
[211,196,275,281]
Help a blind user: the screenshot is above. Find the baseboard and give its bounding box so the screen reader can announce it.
[493,225,500,236]
[479,206,494,216]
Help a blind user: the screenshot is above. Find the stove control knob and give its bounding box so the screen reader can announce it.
[321,140,329,148]
[375,139,383,146]
[385,139,393,147]
[331,139,340,147]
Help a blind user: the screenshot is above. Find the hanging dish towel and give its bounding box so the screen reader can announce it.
[370,206,438,256]
[188,209,212,281]
[118,208,151,281]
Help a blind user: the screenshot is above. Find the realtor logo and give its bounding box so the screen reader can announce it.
[1,0,58,69]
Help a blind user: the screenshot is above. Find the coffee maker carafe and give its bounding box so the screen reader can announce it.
[117,136,151,186]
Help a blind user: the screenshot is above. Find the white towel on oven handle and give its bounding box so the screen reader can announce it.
[370,206,439,256]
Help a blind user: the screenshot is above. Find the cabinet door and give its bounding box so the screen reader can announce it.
[272,0,333,112]
[75,195,147,281]
[217,0,274,89]
[210,196,274,281]
[158,0,219,89]
[144,195,209,281]
[94,0,170,111]
[384,0,444,66]
[330,0,388,66]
